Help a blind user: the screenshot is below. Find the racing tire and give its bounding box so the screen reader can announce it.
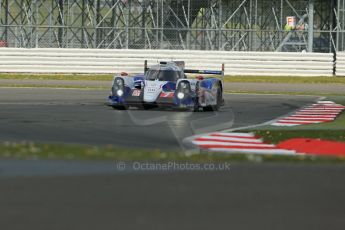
[192,103,201,112]
[112,105,128,110]
[193,82,202,112]
[142,104,155,110]
[193,107,200,112]
[203,86,222,112]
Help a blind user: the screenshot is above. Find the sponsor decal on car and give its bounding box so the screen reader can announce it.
[132,89,141,97]
[146,87,162,93]
[160,92,174,98]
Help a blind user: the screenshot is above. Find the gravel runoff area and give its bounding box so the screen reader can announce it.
[0,79,345,94]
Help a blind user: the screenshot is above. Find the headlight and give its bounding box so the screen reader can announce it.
[177,81,191,100]
[116,89,124,97]
[177,92,185,99]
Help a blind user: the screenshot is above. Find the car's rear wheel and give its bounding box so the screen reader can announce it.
[203,85,222,112]
[193,82,201,112]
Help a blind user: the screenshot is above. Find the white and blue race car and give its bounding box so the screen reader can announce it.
[108,61,224,111]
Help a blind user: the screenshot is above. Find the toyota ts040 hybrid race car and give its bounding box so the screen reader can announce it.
[108,61,225,111]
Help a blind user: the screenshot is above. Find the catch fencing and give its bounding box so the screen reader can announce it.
[0,48,335,76]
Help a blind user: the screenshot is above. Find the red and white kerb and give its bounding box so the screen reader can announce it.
[271,101,345,127]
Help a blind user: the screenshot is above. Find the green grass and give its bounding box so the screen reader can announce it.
[0,84,107,90]
[224,76,345,84]
[224,90,345,97]
[1,74,345,84]
[0,141,344,163]
[0,73,113,81]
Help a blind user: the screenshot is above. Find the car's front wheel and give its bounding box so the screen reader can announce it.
[112,105,128,110]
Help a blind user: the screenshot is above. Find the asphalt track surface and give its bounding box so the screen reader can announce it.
[0,161,344,230]
[0,88,319,150]
[1,88,345,230]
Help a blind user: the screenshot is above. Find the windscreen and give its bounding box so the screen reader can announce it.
[145,69,181,82]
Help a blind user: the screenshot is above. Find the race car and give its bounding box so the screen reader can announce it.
[107,61,224,111]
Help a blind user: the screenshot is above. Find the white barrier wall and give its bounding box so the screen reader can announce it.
[336,52,345,76]
[0,48,334,76]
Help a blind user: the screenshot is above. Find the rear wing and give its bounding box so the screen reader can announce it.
[144,60,225,82]
[184,64,225,83]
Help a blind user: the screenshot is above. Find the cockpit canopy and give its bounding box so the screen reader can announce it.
[145,69,184,82]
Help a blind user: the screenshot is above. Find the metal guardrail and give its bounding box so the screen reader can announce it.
[0,48,335,76]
